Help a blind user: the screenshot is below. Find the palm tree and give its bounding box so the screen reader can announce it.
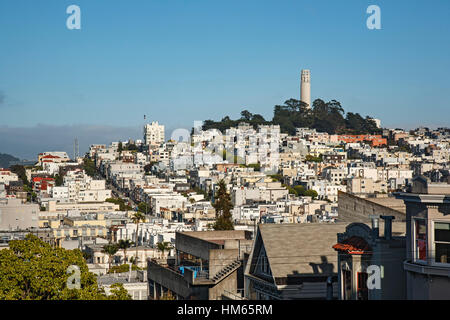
[102,244,119,270]
[131,211,146,265]
[118,239,133,263]
[156,241,172,258]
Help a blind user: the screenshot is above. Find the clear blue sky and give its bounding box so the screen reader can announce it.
[0,0,449,158]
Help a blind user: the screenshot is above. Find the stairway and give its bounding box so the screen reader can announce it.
[211,260,241,283]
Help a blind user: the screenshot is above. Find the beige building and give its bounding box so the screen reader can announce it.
[0,199,39,230]
[46,200,119,213]
[347,177,387,195]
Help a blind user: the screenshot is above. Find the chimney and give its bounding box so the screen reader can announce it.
[369,215,380,239]
[381,215,395,241]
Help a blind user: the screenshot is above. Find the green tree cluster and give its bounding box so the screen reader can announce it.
[10,165,29,186]
[0,235,130,300]
[305,154,323,162]
[54,174,63,186]
[202,98,382,136]
[203,110,271,132]
[269,174,283,182]
[284,184,318,199]
[137,202,149,214]
[82,158,97,177]
[105,198,132,211]
[108,264,141,274]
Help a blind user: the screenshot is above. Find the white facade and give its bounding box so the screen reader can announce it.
[144,122,165,146]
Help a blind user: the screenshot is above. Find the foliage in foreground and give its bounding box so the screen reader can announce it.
[0,235,130,300]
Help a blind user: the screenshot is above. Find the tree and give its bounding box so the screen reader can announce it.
[118,141,123,153]
[284,184,297,195]
[240,110,253,121]
[156,242,172,258]
[82,158,97,177]
[202,97,381,136]
[105,198,132,211]
[125,143,138,151]
[131,212,146,265]
[10,165,29,186]
[137,202,149,214]
[108,264,141,274]
[102,244,119,270]
[293,185,306,196]
[212,180,234,230]
[54,174,63,186]
[118,239,133,264]
[269,174,283,182]
[305,154,323,162]
[0,234,129,300]
[304,189,318,200]
[107,283,132,300]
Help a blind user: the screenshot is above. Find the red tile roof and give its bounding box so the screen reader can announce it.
[333,236,371,255]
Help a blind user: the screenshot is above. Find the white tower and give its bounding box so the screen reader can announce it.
[300,69,311,108]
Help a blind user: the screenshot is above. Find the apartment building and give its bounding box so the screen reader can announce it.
[0,198,40,230]
[144,122,165,146]
[148,230,253,300]
[395,176,450,299]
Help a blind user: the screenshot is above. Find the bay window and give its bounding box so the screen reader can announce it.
[434,222,450,264]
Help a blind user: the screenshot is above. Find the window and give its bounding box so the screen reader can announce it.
[357,272,368,300]
[414,219,427,262]
[434,222,450,264]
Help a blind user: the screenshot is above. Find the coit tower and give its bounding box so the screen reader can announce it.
[300,69,311,108]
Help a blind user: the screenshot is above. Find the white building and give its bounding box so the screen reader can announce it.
[144,122,165,146]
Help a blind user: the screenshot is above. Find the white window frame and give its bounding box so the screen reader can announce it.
[431,220,450,267]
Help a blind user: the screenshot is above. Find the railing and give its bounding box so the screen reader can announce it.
[196,270,209,279]
[222,289,246,300]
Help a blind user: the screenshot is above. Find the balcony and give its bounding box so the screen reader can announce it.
[404,260,450,277]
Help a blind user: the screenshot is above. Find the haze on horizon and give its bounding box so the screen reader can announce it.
[0,0,449,159]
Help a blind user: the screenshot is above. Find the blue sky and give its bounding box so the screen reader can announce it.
[0,0,449,158]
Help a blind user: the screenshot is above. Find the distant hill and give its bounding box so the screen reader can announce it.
[0,153,20,169]
[202,98,382,136]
